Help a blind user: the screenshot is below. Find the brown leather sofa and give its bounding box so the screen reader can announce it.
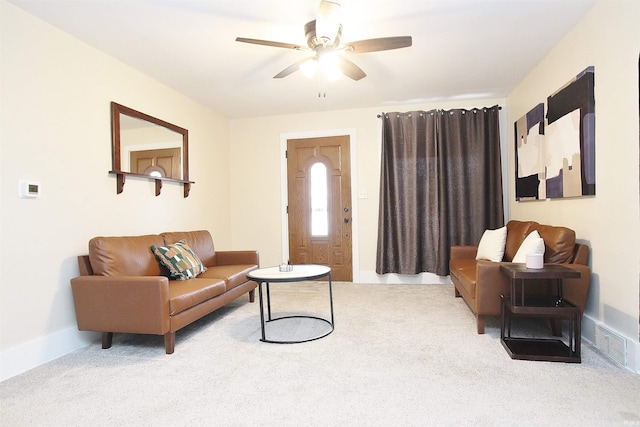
[450,220,590,334]
[70,230,259,353]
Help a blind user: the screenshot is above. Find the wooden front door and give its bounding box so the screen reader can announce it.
[287,135,352,281]
[130,148,181,179]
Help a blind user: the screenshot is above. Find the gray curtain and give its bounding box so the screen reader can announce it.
[376,106,504,276]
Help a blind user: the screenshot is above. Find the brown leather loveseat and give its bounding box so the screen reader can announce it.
[450,220,590,334]
[71,230,259,353]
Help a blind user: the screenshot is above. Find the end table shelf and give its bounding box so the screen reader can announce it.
[501,337,577,361]
[500,264,582,363]
[501,296,582,363]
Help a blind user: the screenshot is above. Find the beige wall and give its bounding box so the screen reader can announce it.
[506,0,640,366]
[0,1,231,378]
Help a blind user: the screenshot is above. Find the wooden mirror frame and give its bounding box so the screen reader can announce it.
[110,102,193,197]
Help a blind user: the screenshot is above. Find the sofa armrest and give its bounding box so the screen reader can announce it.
[215,250,259,266]
[572,243,590,265]
[450,245,478,260]
[70,275,170,335]
[557,263,591,312]
[475,261,511,314]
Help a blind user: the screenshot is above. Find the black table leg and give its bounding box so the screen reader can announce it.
[266,282,272,321]
[258,281,266,341]
[328,272,334,326]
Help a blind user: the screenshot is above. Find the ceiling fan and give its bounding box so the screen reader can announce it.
[235,1,412,81]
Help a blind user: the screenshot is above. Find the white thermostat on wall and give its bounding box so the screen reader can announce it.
[18,180,41,199]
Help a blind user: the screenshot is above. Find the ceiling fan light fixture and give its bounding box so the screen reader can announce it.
[325,66,342,81]
[316,0,341,44]
[300,57,319,78]
[236,0,411,82]
[319,53,342,81]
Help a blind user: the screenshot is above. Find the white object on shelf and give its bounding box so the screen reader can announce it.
[526,253,543,269]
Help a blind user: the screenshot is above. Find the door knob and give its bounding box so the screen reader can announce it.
[344,218,350,223]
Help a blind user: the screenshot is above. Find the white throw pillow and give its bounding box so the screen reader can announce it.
[475,226,507,262]
[512,230,545,263]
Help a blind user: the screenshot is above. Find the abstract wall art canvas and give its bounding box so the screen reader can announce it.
[515,66,595,201]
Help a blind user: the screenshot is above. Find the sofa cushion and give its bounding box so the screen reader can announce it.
[512,230,545,263]
[449,258,477,296]
[89,234,165,276]
[532,224,576,263]
[475,226,507,262]
[168,278,226,315]
[504,220,535,261]
[151,240,207,281]
[161,230,216,267]
[199,264,258,291]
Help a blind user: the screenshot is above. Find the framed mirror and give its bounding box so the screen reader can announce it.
[110,102,193,197]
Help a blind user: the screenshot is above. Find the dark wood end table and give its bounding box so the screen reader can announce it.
[500,264,582,363]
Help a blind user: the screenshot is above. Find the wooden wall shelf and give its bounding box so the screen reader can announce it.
[109,170,194,198]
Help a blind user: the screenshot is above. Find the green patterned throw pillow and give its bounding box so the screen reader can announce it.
[151,240,206,280]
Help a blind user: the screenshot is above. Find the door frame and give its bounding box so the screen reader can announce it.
[122,141,183,174]
[280,128,360,283]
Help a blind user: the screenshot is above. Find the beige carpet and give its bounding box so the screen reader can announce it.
[1,282,639,426]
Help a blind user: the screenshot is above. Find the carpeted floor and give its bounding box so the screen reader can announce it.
[1,282,639,426]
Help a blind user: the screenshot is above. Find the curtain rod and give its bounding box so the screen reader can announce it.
[377,106,502,118]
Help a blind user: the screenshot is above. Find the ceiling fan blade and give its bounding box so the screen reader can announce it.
[235,37,305,50]
[346,36,412,53]
[273,58,309,79]
[316,1,341,43]
[338,57,366,81]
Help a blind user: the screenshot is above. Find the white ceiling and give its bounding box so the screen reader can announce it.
[8,0,596,119]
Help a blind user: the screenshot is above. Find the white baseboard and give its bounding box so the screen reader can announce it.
[358,270,451,285]
[581,314,639,374]
[1,327,98,382]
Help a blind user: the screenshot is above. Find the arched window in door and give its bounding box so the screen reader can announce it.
[310,162,328,236]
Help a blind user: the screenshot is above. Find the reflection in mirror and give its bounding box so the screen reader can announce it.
[119,115,183,179]
[110,102,192,197]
